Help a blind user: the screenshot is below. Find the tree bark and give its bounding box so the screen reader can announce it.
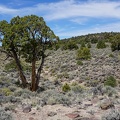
[31,58,36,91]
[12,48,27,87]
[35,49,45,90]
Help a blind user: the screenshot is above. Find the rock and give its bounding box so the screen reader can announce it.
[99,96,104,100]
[23,106,31,113]
[100,100,114,110]
[29,117,34,120]
[31,112,36,115]
[39,100,46,107]
[47,112,57,117]
[84,103,93,107]
[65,113,80,119]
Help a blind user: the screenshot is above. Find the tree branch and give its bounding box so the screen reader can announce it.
[0,48,13,60]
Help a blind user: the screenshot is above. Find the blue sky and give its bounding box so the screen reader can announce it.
[0,0,120,39]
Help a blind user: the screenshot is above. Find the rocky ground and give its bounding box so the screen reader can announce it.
[0,44,120,120]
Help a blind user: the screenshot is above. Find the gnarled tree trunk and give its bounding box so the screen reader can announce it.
[12,48,27,87]
[31,58,36,91]
[35,47,45,91]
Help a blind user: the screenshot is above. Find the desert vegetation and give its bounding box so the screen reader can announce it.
[0,15,120,120]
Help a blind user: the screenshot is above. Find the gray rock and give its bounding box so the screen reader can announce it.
[22,104,31,113]
[47,112,57,117]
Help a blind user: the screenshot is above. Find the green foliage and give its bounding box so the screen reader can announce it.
[104,76,117,87]
[76,47,91,60]
[76,60,83,65]
[96,40,106,49]
[67,41,78,50]
[110,34,120,51]
[111,41,120,51]
[61,32,119,45]
[4,60,17,71]
[54,43,60,50]
[4,60,31,72]
[61,41,78,50]
[80,42,86,48]
[61,44,68,50]
[111,42,120,51]
[91,37,98,44]
[62,83,71,92]
[87,42,91,48]
[0,88,12,96]
[71,81,78,86]
[109,53,114,57]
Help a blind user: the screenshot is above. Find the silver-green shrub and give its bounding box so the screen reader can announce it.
[102,109,120,120]
[0,108,14,120]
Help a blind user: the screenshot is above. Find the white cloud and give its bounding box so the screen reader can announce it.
[37,0,120,21]
[70,17,88,25]
[0,5,18,14]
[0,0,120,21]
[0,0,120,38]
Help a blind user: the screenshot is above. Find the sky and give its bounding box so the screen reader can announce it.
[0,0,120,39]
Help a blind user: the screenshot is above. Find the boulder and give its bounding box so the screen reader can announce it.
[100,100,114,110]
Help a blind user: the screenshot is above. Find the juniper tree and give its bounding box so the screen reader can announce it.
[0,15,57,91]
[110,34,120,51]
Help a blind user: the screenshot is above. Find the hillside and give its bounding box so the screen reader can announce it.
[0,33,120,120]
[61,32,120,42]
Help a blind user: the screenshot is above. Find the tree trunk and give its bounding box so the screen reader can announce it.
[35,50,45,90]
[31,59,36,91]
[12,48,27,87]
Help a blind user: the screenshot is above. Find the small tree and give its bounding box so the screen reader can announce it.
[110,34,120,51]
[76,47,91,60]
[67,41,78,50]
[0,15,57,91]
[61,41,78,50]
[96,40,106,49]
